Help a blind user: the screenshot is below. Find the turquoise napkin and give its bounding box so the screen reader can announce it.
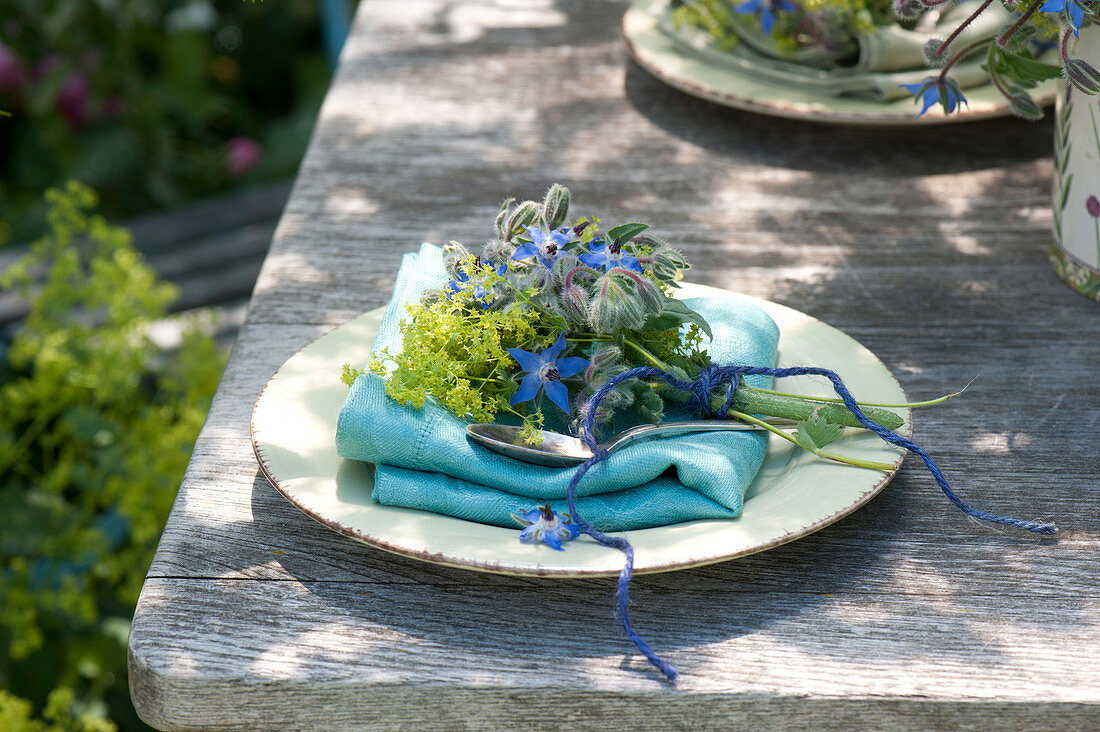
[335,243,780,531]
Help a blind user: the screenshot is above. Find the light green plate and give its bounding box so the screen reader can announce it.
[251,283,911,577]
[623,0,1056,126]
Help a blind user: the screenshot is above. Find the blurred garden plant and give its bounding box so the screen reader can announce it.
[0,0,332,244]
[0,183,225,730]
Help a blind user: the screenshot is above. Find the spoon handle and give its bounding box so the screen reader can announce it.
[601,418,796,455]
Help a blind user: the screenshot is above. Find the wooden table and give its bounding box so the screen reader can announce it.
[127,1,1100,728]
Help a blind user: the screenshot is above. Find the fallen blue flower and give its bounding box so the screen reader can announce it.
[513,504,581,551]
[507,332,588,413]
[578,238,644,274]
[512,225,575,268]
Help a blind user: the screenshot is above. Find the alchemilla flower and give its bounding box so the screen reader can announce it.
[513,504,580,551]
[512,225,575,268]
[448,258,507,307]
[579,239,644,274]
[507,332,588,413]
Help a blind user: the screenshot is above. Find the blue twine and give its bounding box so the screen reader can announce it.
[565,363,1056,682]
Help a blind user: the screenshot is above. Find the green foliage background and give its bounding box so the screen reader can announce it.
[0,0,333,244]
[0,183,227,730]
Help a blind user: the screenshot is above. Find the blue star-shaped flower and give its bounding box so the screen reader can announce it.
[513,504,580,551]
[1040,0,1087,37]
[899,76,968,117]
[734,0,797,35]
[511,225,575,268]
[578,238,644,273]
[507,332,588,413]
[447,259,507,307]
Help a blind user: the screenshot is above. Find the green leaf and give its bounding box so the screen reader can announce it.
[792,410,843,451]
[1001,52,1062,86]
[606,222,650,245]
[643,298,713,340]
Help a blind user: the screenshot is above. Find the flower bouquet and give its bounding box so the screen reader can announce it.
[339,184,919,525]
[333,184,1054,680]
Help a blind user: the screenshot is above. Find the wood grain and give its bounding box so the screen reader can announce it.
[129,0,1100,728]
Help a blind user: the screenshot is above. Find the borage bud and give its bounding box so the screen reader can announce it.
[505,201,541,239]
[494,197,515,237]
[482,238,510,263]
[630,233,667,251]
[551,252,579,283]
[892,0,923,20]
[560,283,591,326]
[542,184,571,229]
[922,38,948,67]
[1065,58,1100,95]
[588,273,646,334]
[584,344,623,383]
[610,267,663,314]
[443,240,473,276]
[651,247,689,282]
[1006,89,1043,120]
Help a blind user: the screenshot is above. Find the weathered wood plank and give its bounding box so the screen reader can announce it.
[129,578,1099,730]
[129,0,1100,728]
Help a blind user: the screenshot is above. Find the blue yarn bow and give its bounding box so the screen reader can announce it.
[565,364,1057,682]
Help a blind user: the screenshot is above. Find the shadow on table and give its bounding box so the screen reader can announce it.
[246,463,1042,683]
[622,61,1054,176]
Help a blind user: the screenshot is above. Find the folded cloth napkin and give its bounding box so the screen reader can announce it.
[335,243,780,531]
[661,3,1017,101]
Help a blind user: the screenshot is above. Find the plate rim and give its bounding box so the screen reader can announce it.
[250,285,912,577]
[621,0,1056,127]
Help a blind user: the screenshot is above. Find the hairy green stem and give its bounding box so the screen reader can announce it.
[722,390,905,430]
[740,383,967,410]
[623,337,671,370]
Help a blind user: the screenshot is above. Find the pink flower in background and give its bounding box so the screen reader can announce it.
[1087,195,1100,219]
[0,42,24,92]
[32,54,62,81]
[225,136,263,177]
[57,73,90,130]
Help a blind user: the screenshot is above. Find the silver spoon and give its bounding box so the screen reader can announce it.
[466,417,797,468]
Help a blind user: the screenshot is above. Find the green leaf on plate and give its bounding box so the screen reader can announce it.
[792,409,843,452]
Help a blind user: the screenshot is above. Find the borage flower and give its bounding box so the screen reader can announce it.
[1040,0,1088,37]
[578,238,644,274]
[448,258,507,308]
[507,332,588,413]
[899,76,968,117]
[734,0,797,36]
[512,225,575,268]
[513,504,580,551]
